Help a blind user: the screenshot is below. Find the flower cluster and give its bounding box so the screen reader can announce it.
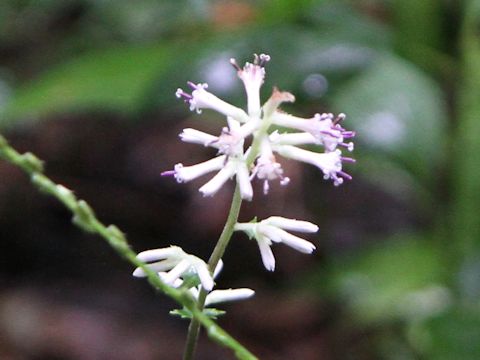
[133,246,254,307]
[165,53,355,199]
[234,216,318,271]
[134,54,355,315]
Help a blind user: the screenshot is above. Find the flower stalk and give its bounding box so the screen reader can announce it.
[183,184,244,360]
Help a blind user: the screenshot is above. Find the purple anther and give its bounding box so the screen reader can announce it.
[161,170,176,177]
[338,171,352,180]
[258,54,270,67]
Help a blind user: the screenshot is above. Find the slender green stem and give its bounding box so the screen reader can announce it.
[0,134,257,360]
[182,104,279,359]
[183,185,243,360]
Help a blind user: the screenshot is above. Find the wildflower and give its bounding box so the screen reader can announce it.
[133,246,214,291]
[271,112,355,152]
[167,53,355,199]
[273,146,355,186]
[250,138,290,195]
[176,82,250,123]
[234,216,318,271]
[153,259,255,306]
[230,53,270,117]
[162,119,254,200]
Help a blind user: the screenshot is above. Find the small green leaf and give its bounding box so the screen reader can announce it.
[170,308,193,319]
[203,308,226,320]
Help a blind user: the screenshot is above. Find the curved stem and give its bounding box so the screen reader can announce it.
[0,134,256,360]
[183,185,243,360]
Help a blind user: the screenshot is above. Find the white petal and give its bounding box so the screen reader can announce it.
[213,259,224,279]
[191,86,249,122]
[259,225,284,243]
[257,237,275,271]
[205,288,255,306]
[234,222,255,232]
[237,118,260,139]
[132,267,147,277]
[136,246,181,262]
[132,258,179,277]
[189,287,200,300]
[198,161,236,197]
[236,162,253,201]
[272,228,316,254]
[174,156,226,183]
[227,117,241,132]
[265,216,318,233]
[179,128,218,146]
[195,261,214,291]
[158,272,184,288]
[275,145,342,175]
[269,132,317,146]
[163,259,191,285]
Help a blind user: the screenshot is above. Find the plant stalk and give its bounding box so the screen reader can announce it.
[183,185,243,360]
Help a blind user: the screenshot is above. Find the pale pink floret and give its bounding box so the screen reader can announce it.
[235,217,318,271]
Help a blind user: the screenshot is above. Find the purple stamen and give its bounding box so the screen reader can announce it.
[161,170,175,177]
[340,142,354,151]
[342,131,356,138]
[341,157,356,163]
[333,113,346,124]
[230,58,241,71]
[176,88,192,101]
[338,171,352,180]
[187,81,198,89]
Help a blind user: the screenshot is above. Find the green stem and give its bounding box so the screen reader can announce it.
[183,185,243,360]
[0,134,257,360]
[182,101,277,359]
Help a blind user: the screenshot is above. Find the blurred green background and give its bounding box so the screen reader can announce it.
[1,0,479,359]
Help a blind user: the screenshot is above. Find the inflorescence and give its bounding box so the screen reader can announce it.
[135,54,355,312]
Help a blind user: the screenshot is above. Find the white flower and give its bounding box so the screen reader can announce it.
[163,155,252,200]
[176,82,249,123]
[231,53,270,118]
[203,288,255,306]
[164,119,255,200]
[156,259,255,306]
[274,145,355,186]
[271,112,355,152]
[250,138,290,194]
[180,118,259,155]
[133,246,214,291]
[234,216,318,271]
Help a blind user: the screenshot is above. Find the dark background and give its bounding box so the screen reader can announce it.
[1,1,480,359]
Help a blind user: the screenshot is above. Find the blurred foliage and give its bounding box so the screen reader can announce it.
[1,0,480,359]
[313,234,448,324]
